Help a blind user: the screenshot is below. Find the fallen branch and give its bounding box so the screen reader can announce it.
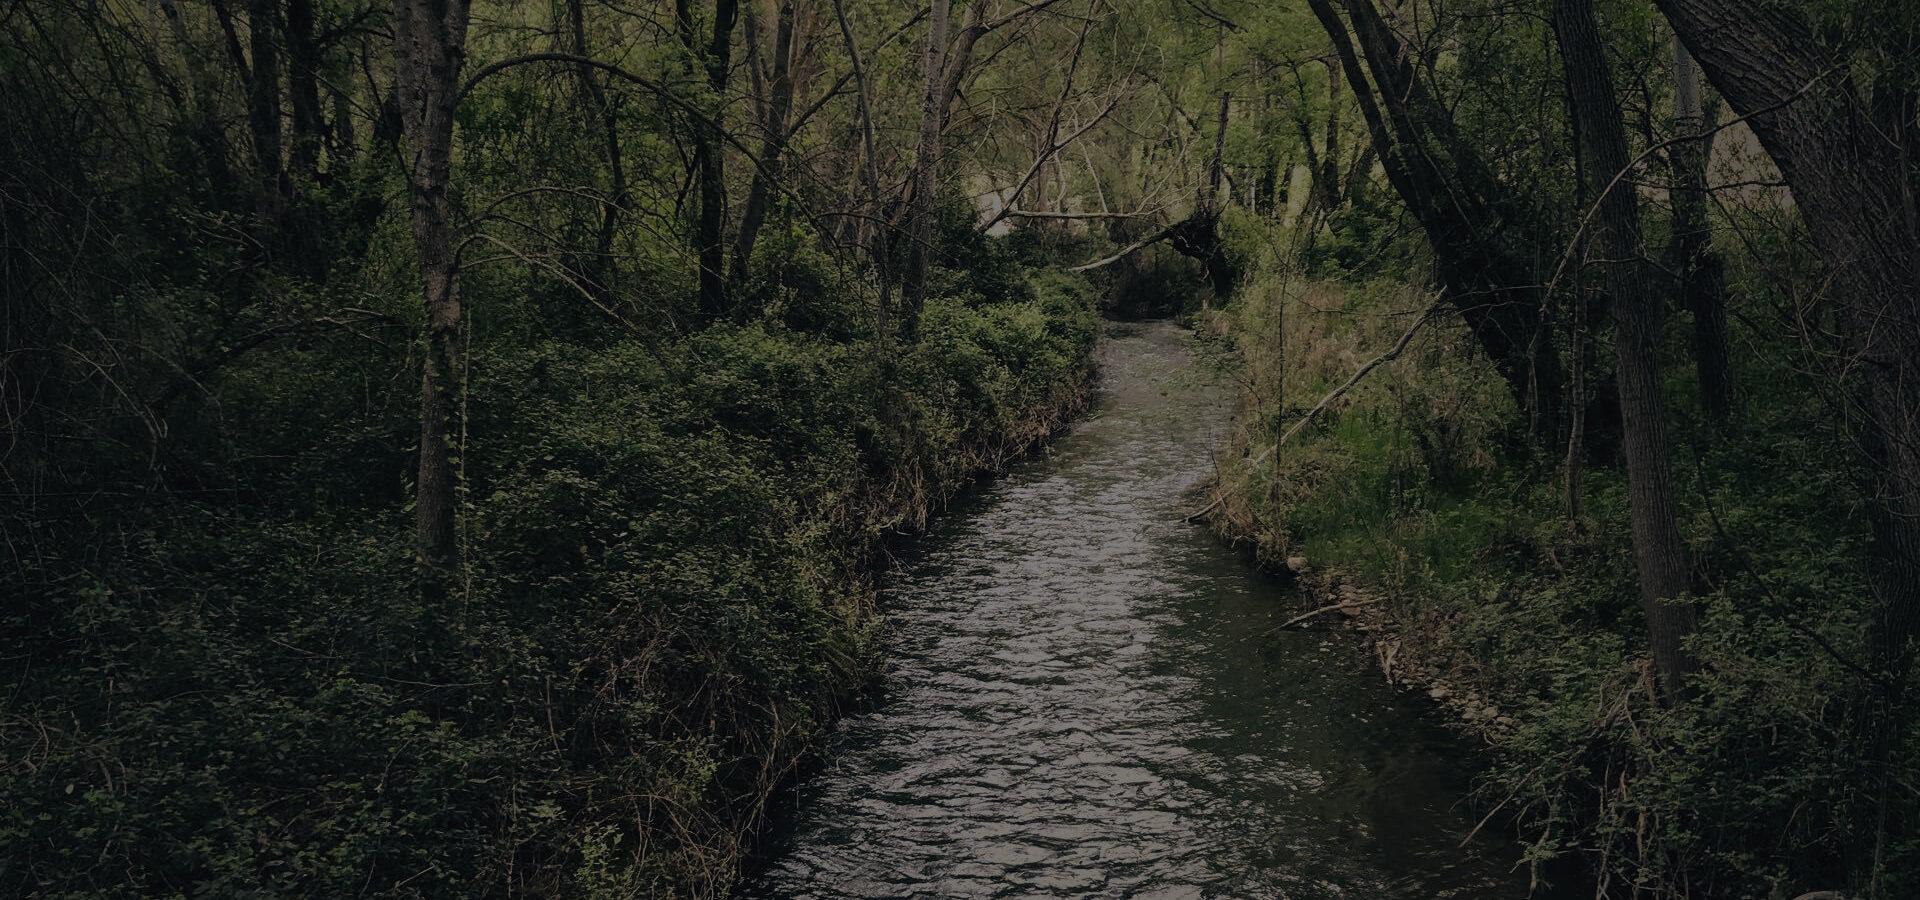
[1244,299,1442,471]
[1183,492,1225,523]
[1067,223,1175,272]
[1005,209,1153,220]
[1277,600,1371,629]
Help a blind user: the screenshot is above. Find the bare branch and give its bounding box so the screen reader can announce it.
[1067,223,1176,272]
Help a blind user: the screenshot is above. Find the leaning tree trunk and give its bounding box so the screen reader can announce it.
[1304,0,1563,436]
[1555,0,1699,695]
[393,0,472,594]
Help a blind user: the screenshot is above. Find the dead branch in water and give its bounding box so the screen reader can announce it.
[1275,599,1373,629]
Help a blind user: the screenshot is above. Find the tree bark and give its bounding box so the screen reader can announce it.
[1318,62,1342,210]
[1555,0,1698,695]
[936,0,990,129]
[1652,0,1920,679]
[393,0,472,592]
[899,0,949,343]
[154,0,239,200]
[1204,90,1230,213]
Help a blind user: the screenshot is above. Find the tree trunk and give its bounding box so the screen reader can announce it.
[1319,64,1342,209]
[936,0,990,128]
[1204,90,1230,213]
[899,0,949,343]
[567,0,629,302]
[1305,0,1562,434]
[393,0,472,592]
[286,0,322,178]
[730,0,803,307]
[678,0,741,320]
[1652,0,1920,680]
[154,0,239,201]
[829,0,891,345]
[1665,36,1732,421]
[246,0,287,250]
[1555,0,1698,695]
[283,0,331,282]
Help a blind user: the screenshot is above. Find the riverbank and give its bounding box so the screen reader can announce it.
[1192,252,1891,897]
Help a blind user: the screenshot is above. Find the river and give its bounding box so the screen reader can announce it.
[741,320,1533,899]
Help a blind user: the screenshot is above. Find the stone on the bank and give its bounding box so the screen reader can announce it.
[1285,556,1308,573]
[1428,685,1451,701]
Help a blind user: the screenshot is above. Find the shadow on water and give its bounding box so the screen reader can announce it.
[741,320,1547,899]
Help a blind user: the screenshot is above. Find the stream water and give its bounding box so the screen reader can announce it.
[741,321,1533,899]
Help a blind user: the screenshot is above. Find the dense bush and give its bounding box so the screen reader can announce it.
[1,254,1098,897]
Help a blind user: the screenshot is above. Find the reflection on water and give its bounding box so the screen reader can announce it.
[741,321,1530,899]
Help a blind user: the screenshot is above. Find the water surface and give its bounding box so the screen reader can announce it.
[743,321,1529,899]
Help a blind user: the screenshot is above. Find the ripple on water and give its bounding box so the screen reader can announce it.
[742,321,1532,900]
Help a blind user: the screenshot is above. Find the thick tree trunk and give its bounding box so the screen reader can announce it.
[899,0,948,343]
[1652,0,1920,679]
[1665,36,1732,421]
[393,0,472,591]
[1555,0,1699,695]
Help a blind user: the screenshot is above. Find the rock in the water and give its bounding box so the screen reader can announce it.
[1285,555,1309,573]
[1428,685,1451,701]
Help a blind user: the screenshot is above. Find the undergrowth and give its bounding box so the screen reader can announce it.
[1201,212,1915,898]
[1,249,1098,898]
